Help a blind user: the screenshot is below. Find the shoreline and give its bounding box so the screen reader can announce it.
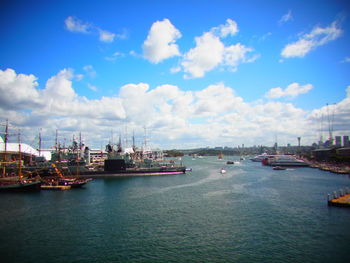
[307,161,350,175]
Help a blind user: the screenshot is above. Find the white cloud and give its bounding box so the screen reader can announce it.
[193,83,244,116]
[265,83,313,99]
[87,83,97,91]
[223,44,258,72]
[83,65,97,78]
[0,68,42,110]
[0,68,125,122]
[105,52,125,62]
[281,20,342,58]
[279,10,293,25]
[99,30,116,43]
[182,32,224,78]
[75,74,84,81]
[64,16,90,33]
[211,18,239,38]
[181,19,257,78]
[142,19,182,63]
[64,16,119,43]
[309,87,350,135]
[170,66,181,74]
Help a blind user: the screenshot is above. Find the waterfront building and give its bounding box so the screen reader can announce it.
[343,136,350,147]
[0,136,51,164]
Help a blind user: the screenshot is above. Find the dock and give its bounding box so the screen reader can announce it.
[328,188,350,207]
[41,185,71,190]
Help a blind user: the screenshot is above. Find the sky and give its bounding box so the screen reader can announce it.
[0,0,350,150]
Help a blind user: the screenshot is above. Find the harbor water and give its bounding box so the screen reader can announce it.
[1,156,350,262]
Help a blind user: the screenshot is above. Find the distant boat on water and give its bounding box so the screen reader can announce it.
[218,152,223,160]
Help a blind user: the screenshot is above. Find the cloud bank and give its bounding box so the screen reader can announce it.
[1,68,349,149]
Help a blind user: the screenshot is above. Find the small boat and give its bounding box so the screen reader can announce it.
[220,168,226,174]
[226,161,234,165]
[218,152,223,160]
[273,166,286,170]
[41,163,92,190]
[62,178,92,188]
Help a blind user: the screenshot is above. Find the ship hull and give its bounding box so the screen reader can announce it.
[0,180,42,192]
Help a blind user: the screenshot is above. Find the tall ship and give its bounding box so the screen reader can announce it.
[0,121,42,191]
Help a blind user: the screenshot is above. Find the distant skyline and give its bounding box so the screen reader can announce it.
[1,0,350,149]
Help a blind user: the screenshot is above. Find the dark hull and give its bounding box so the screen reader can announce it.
[75,166,187,179]
[0,180,42,192]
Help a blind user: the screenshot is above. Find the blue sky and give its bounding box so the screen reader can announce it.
[0,0,349,149]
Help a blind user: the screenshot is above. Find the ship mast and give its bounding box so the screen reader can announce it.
[318,113,324,148]
[1,119,9,177]
[326,103,335,147]
[18,130,23,182]
[38,129,42,157]
[4,119,8,161]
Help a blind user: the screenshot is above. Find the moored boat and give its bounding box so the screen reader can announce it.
[0,178,42,191]
[264,155,309,167]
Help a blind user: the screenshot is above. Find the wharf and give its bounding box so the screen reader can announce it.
[41,185,71,190]
[76,170,186,179]
[328,188,350,207]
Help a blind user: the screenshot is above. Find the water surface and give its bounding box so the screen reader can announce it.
[1,156,350,262]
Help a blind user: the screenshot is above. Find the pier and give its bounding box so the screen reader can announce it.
[328,188,350,207]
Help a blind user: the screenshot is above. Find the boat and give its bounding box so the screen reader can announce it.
[40,179,71,190]
[250,153,270,162]
[0,125,42,192]
[263,155,309,167]
[41,163,92,189]
[226,161,234,164]
[220,168,226,174]
[62,177,92,188]
[0,178,42,191]
[218,152,223,160]
[102,142,187,177]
